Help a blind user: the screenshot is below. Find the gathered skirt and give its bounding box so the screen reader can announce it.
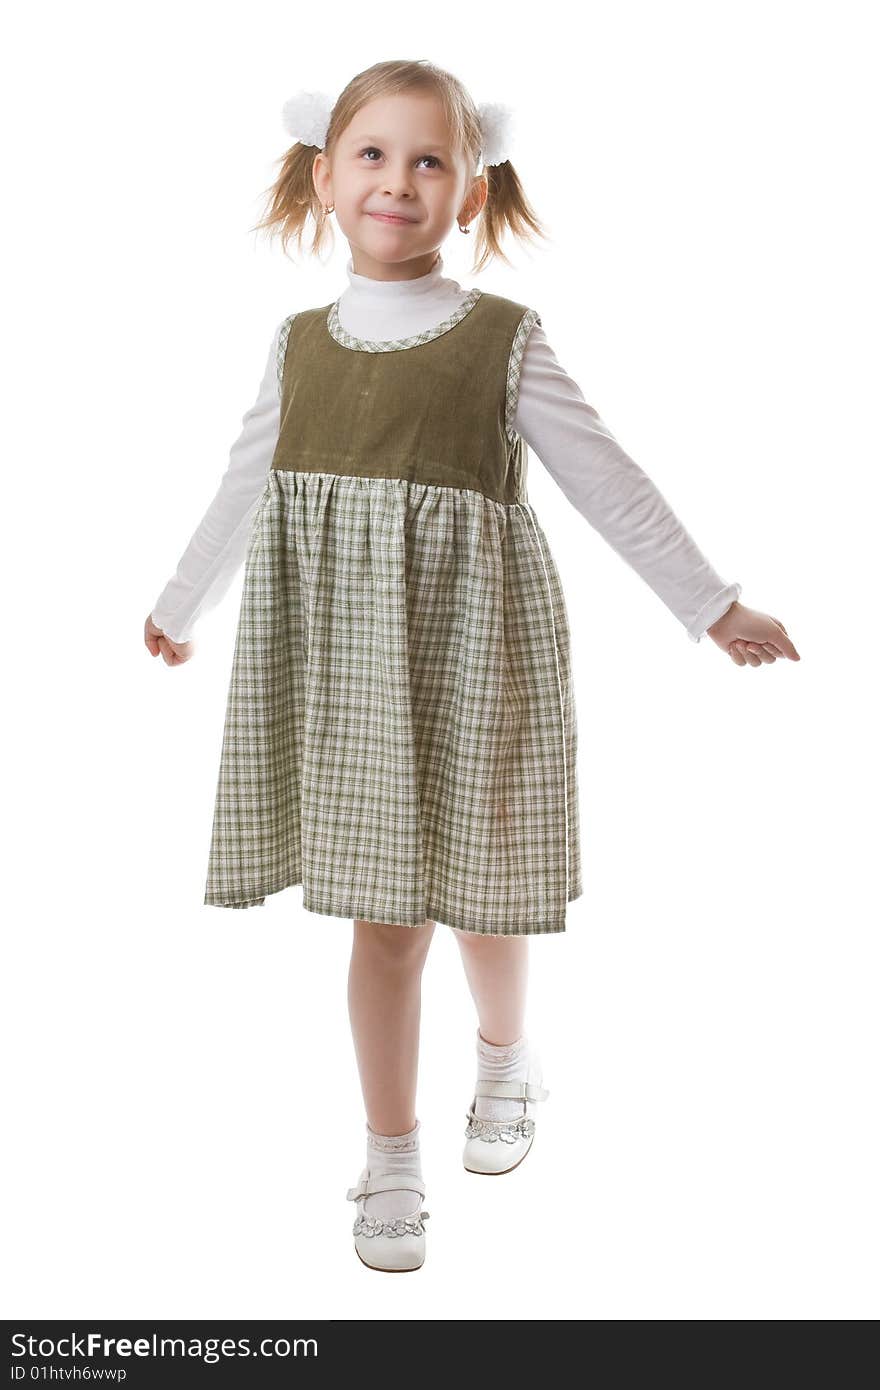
[203,468,582,935]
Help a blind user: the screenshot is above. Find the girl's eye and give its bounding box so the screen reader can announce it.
[360,147,442,170]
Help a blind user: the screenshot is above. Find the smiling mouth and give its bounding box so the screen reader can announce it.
[368,212,417,224]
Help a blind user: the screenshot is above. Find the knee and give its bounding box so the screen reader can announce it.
[353,917,435,971]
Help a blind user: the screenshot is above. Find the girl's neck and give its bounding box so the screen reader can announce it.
[343,252,454,299]
[334,251,470,340]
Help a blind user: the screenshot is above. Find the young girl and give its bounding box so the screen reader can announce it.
[145,59,799,1274]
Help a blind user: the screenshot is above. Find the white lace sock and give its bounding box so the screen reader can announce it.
[474,1027,532,1123]
[363,1119,423,1222]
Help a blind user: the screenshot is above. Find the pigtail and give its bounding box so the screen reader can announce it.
[250,141,333,261]
[470,158,550,274]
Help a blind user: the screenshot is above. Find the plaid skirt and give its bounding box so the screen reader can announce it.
[203,468,582,934]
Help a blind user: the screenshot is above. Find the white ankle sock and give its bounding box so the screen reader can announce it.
[363,1119,423,1222]
[474,1028,533,1123]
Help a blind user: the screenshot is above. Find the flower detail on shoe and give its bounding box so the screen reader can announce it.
[352,1211,431,1238]
[464,1110,536,1144]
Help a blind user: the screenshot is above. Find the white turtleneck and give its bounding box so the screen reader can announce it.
[151,254,740,644]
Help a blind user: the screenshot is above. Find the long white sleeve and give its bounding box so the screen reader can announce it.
[150,321,284,643]
[513,322,741,642]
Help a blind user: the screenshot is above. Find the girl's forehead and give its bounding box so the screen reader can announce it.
[344,92,455,138]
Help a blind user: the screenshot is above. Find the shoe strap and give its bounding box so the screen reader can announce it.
[466,1105,535,1127]
[474,1080,549,1102]
[346,1173,426,1202]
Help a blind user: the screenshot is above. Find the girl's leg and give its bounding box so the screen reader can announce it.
[451,928,534,1128]
[348,918,436,1224]
[348,918,436,1135]
[450,927,529,1044]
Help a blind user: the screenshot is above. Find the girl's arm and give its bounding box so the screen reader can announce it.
[514,321,741,643]
[149,319,285,644]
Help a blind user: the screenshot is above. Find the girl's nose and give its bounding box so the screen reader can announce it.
[380,170,416,197]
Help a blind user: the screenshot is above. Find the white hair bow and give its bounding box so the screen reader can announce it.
[473,102,515,173]
[280,91,515,173]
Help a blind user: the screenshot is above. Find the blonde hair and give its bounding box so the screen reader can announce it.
[251,58,549,274]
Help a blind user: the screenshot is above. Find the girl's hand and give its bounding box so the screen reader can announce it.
[706,601,800,666]
[144,613,195,666]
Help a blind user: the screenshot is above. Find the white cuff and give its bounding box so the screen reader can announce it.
[687,582,742,643]
[150,609,195,644]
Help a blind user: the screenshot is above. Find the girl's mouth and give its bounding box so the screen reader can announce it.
[368,212,416,225]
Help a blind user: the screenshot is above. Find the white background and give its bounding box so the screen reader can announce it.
[3,0,877,1321]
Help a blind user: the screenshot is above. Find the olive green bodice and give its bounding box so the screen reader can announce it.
[270,289,539,506]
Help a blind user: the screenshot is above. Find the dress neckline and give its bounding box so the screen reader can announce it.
[325,288,483,353]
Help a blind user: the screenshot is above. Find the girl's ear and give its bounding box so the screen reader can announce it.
[312,151,329,202]
[461,174,488,224]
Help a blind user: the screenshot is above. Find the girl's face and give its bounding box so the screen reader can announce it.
[313,91,486,281]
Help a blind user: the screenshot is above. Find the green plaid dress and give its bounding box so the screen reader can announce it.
[203,289,582,934]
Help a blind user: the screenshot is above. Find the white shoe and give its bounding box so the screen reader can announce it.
[346,1167,430,1272]
[463,1050,549,1175]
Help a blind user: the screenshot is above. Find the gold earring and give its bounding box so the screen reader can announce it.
[323,203,335,215]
